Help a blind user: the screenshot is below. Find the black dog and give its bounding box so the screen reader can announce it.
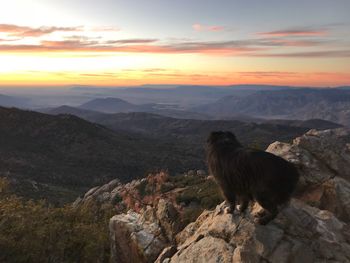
[206,131,299,225]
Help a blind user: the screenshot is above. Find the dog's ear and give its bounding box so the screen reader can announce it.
[207,131,224,143]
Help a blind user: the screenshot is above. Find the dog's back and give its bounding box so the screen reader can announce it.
[237,149,300,205]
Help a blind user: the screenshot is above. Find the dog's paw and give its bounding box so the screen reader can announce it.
[224,205,235,214]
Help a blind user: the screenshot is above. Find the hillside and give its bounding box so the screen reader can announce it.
[193,88,350,126]
[47,107,341,149]
[0,107,204,202]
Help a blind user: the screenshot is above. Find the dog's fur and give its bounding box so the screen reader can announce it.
[206,131,299,225]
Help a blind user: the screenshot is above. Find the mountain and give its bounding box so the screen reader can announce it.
[47,106,341,143]
[78,98,211,119]
[0,107,204,202]
[193,88,350,126]
[71,84,294,107]
[79,97,138,113]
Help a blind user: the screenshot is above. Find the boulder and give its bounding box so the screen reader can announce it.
[267,128,350,221]
[109,210,168,263]
[156,199,182,242]
[157,201,350,263]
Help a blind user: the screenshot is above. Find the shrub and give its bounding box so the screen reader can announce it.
[0,178,114,263]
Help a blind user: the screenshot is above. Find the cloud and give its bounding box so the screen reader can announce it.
[253,50,350,58]
[0,39,263,55]
[0,23,345,58]
[0,24,82,37]
[104,39,158,44]
[0,38,343,57]
[192,23,225,32]
[90,26,120,32]
[257,27,328,37]
[237,71,298,78]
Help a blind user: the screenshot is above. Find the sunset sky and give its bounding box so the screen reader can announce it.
[0,0,349,87]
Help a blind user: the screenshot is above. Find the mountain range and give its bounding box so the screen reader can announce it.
[46,105,341,145]
[78,97,210,119]
[2,85,350,126]
[1,105,341,202]
[193,88,350,125]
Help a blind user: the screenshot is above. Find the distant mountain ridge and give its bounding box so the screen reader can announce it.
[79,97,139,113]
[78,97,211,119]
[47,105,342,137]
[193,88,350,126]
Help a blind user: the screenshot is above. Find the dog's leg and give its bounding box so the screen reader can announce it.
[221,185,236,213]
[237,195,249,213]
[254,196,278,225]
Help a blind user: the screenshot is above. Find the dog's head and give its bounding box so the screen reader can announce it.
[207,131,241,148]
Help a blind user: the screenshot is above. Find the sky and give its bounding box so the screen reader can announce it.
[0,0,349,87]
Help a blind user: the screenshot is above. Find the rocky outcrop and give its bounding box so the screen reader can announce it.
[73,179,121,207]
[110,208,169,263]
[109,199,183,263]
[157,200,350,263]
[267,128,350,221]
[109,128,350,263]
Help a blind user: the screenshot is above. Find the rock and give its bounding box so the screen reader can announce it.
[72,196,82,208]
[159,200,350,263]
[170,236,234,263]
[96,191,111,203]
[267,128,350,221]
[109,210,169,263]
[75,179,121,205]
[156,199,182,242]
[108,179,121,189]
[294,129,350,179]
[83,186,100,199]
[154,246,177,263]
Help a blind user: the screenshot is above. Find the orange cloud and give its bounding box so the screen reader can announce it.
[0,23,345,58]
[0,39,263,55]
[257,28,328,37]
[192,23,225,32]
[0,24,82,37]
[253,50,350,58]
[105,39,158,44]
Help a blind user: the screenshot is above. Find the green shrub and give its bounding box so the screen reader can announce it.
[0,180,114,263]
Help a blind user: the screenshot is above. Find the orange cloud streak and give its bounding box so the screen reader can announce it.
[0,23,82,37]
[192,23,225,32]
[257,29,328,37]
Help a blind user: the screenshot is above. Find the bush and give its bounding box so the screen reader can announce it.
[175,176,223,209]
[0,178,114,263]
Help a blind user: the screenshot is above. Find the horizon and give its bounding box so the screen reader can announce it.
[1,83,350,90]
[0,0,349,87]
